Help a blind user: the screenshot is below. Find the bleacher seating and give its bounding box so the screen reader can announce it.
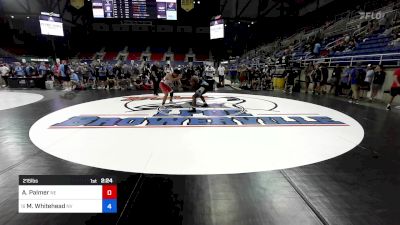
[242,1,400,66]
[194,54,207,61]
[127,46,145,61]
[78,52,95,59]
[150,53,164,61]
[1,44,210,64]
[148,47,165,61]
[174,54,185,61]
[171,47,187,61]
[193,48,208,61]
[150,47,167,53]
[332,34,393,57]
[103,51,118,61]
[127,52,141,61]
[3,47,27,56]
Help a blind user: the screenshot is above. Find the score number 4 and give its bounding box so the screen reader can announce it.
[102,185,117,213]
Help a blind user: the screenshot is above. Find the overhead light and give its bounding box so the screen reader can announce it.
[238,21,240,24]
[251,21,254,24]
[197,1,200,4]
[10,15,14,19]
[26,16,30,19]
[248,25,250,27]
[193,1,195,3]
[224,24,227,27]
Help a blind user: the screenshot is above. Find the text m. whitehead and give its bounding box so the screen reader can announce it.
[34,203,66,209]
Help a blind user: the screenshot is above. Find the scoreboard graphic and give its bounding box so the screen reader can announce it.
[92,0,177,20]
[19,175,117,213]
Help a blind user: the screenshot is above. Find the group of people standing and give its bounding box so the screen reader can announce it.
[236,65,274,91]
[302,62,400,110]
[0,60,228,93]
[2,59,400,110]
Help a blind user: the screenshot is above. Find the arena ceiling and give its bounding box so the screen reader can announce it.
[220,0,336,21]
[0,0,337,40]
[0,0,337,22]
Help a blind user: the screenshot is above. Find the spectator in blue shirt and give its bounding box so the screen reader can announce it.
[313,42,321,57]
[38,62,47,76]
[98,63,107,89]
[14,63,25,77]
[70,70,80,90]
[70,71,79,82]
[348,63,366,104]
[59,63,65,77]
[60,60,71,91]
[25,63,36,76]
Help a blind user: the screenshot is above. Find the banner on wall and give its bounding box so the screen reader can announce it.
[71,0,84,9]
[181,0,194,12]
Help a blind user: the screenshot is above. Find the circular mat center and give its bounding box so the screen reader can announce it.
[29,93,364,175]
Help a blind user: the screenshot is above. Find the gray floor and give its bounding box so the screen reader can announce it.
[0,87,399,225]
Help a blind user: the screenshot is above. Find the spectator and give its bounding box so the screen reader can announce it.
[313,41,321,57]
[304,63,314,94]
[340,66,351,95]
[239,66,248,88]
[88,64,97,89]
[329,64,342,96]
[344,34,350,43]
[14,62,25,77]
[248,67,255,90]
[0,63,10,87]
[252,67,262,90]
[261,68,272,90]
[116,63,127,90]
[348,63,365,104]
[320,63,329,94]
[386,67,400,110]
[389,29,400,47]
[164,63,173,74]
[98,63,107,89]
[38,62,47,77]
[70,70,80,90]
[105,65,117,89]
[217,64,226,87]
[379,15,388,31]
[312,64,322,95]
[60,60,71,91]
[284,67,296,94]
[52,59,61,86]
[133,76,144,90]
[151,62,162,95]
[368,20,375,35]
[230,65,238,84]
[25,63,35,76]
[362,64,375,98]
[371,64,386,101]
[204,65,215,90]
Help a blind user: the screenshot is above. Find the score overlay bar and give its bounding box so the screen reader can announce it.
[19,175,117,213]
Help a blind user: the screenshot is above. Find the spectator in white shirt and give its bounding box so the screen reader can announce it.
[204,65,215,90]
[204,65,215,80]
[0,63,10,87]
[164,64,173,75]
[217,65,226,86]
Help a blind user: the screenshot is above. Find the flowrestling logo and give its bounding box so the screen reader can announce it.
[358,11,389,20]
[50,95,348,128]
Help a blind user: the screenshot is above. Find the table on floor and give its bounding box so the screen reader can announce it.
[8,77,46,89]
